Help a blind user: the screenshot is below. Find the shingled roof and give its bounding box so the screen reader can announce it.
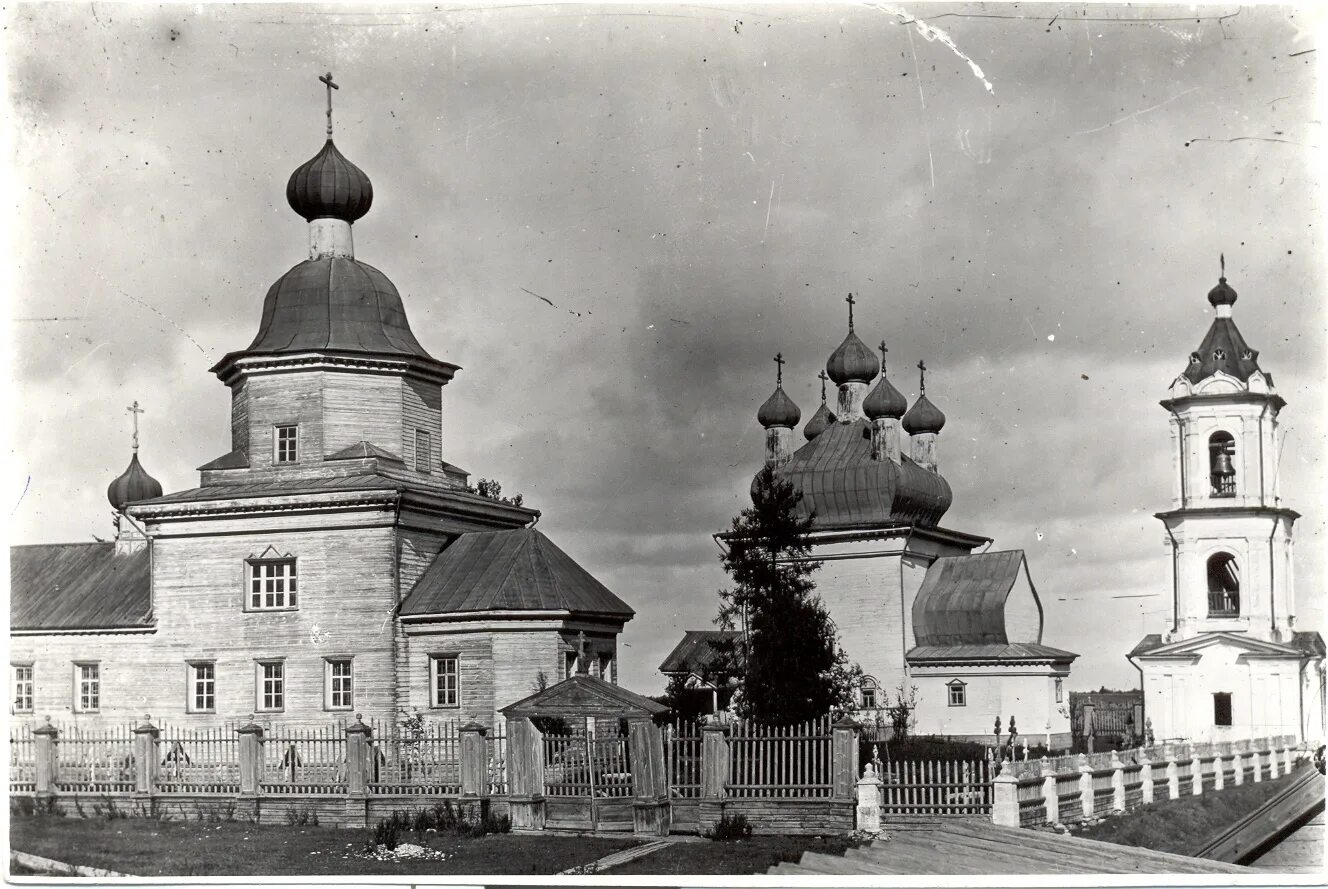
[659,630,740,675]
[10,543,152,631]
[401,528,633,619]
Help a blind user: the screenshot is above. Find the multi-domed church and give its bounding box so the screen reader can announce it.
[663,297,1079,745]
[9,86,634,728]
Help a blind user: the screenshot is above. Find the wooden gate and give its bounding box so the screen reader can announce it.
[542,733,634,831]
[879,758,992,816]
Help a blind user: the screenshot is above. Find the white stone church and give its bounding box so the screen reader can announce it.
[1128,268,1326,744]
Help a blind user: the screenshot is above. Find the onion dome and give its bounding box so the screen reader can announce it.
[804,402,835,440]
[864,374,907,420]
[107,453,163,510]
[826,331,880,385]
[286,140,373,223]
[902,394,946,434]
[757,386,801,428]
[1208,276,1237,308]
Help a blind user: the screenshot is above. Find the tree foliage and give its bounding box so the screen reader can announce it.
[715,465,861,724]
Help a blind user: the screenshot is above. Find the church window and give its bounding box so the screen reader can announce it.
[1213,692,1233,727]
[188,662,215,713]
[1055,678,1064,704]
[274,425,299,463]
[257,661,284,712]
[12,664,33,713]
[1207,553,1240,617]
[1208,432,1236,497]
[415,429,432,473]
[74,663,100,712]
[861,677,879,709]
[599,653,613,683]
[565,651,578,680]
[947,680,967,707]
[326,659,353,710]
[247,558,297,610]
[430,655,460,708]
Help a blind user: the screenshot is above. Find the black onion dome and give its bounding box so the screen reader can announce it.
[902,394,946,434]
[864,374,908,420]
[244,258,436,359]
[107,453,163,510]
[1208,276,1237,308]
[826,331,880,384]
[756,419,952,527]
[757,386,801,428]
[286,139,373,223]
[803,402,835,441]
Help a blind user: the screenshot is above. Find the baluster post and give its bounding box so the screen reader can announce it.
[1139,749,1153,806]
[1109,750,1125,812]
[1078,754,1093,820]
[1166,743,1179,800]
[1040,756,1058,825]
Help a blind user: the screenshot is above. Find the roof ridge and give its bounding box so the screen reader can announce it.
[10,541,113,549]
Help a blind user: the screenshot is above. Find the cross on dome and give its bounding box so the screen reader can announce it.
[774,352,785,386]
[878,341,888,375]
[818,369,828,403]
[319,72,339,138]
[918,360,927,394]
[846,293,856,331]
[126,400,144,453]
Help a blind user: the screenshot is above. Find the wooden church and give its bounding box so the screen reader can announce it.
[9,82,635,729]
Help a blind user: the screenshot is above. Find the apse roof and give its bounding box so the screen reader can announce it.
[401,528,634,619]
[10,543,152,631]
[911,550,1036,647]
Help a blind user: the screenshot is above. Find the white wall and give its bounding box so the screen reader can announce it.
[911,664,1071,744]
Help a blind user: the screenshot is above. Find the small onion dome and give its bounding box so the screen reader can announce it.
[286,139,374,223]
[757,386,801,428]
[1208,276,1237,308]
[826,331,880,384]
[863,374,908,420]
[902,394,946,434]
[804,402,835,441]
[107,453,163,510]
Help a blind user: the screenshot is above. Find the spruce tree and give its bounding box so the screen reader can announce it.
[716,465,861,724]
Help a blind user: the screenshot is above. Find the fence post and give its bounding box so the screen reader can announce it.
[1040,756,1058,825]
[345,714,372,796]
[856,762,883,833]
[1282,740,1294,774]
[1166,744,1179,800]
[831,717,860,801]
[459,722,490,799]
[1083,704,1096,753]
[1268,739,1280,779]
[992,770,1019,827]
[132,716,160,798]
[236,721,265,797]
[1251,745,1262,783]
[1191,745,1203,796]
[33,717,59,803]
[1233,740,1245,785]
[1078,754,1093,820]
[1139,749,1153,806]
[1109,750,1125,812]
[699,722,730,836]
[628,716,669,837]
[506,716,545,831]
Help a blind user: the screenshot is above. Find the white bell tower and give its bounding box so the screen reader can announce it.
[1157,264,1298,645]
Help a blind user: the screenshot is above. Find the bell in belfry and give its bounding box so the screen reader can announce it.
[1212,449,1235,479]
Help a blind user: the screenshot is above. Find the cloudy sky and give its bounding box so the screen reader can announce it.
[7,2,1325,694]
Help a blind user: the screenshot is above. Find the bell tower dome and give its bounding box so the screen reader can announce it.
[1156,259,1298,644]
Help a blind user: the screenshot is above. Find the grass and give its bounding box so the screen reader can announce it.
[1074,765,1309,857]
[602,834,861,875]
[9,818,640,876]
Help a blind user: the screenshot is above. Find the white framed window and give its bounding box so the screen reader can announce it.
[429,655,460,708]
[189,662,216,713]
[74,662,100,713]
[274,424,299,463]
[326,659,353,710]
[247,558,298,610]
[1054,678,1064,704]
[860,678,879,710]
[415,429,432,473]
[947,679,966,708]
[256,661,284,712]
[12,664,34,714]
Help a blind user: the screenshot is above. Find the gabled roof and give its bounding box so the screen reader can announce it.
[659,630,740,675]
[906,642,1077,665]
[10,543,152,631]
[1291,631,1327,658]
[401,528,633,619]
[198,448,250,471]
[500,673,667,718]
[1129,631,1307,660]
[912,550,1036,646]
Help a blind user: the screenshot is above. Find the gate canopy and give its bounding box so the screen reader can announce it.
[501,674,667,721]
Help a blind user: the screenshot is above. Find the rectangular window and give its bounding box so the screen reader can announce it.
[415,429,432,473]
[189,662,216,712]
[947,681,966,708]
[1055,678,1064,704]
[12,665,33,713]
[326,659,353,710]
[274,425,299,464]
[75,663,100,713]
[1214,691,1233,727]
[861,687,877,709]
[248,559,298,610]
[257,661,284,712]
[430,655,460,708]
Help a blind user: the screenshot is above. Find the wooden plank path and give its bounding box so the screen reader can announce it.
[1249,810,1324,874]
[1195,764,1324,865]
[769,819,1252,875]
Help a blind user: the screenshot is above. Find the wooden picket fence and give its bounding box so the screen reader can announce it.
[9,724,36,793]
[488,722,509,796]
[727,715,833,799]
[369,721,461,795]
[878,759,992,815]
[155,723,241,794]
[261,725,346,794]
[53,724,136,793]
[664,720,703,799]
[542,733,633,798]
